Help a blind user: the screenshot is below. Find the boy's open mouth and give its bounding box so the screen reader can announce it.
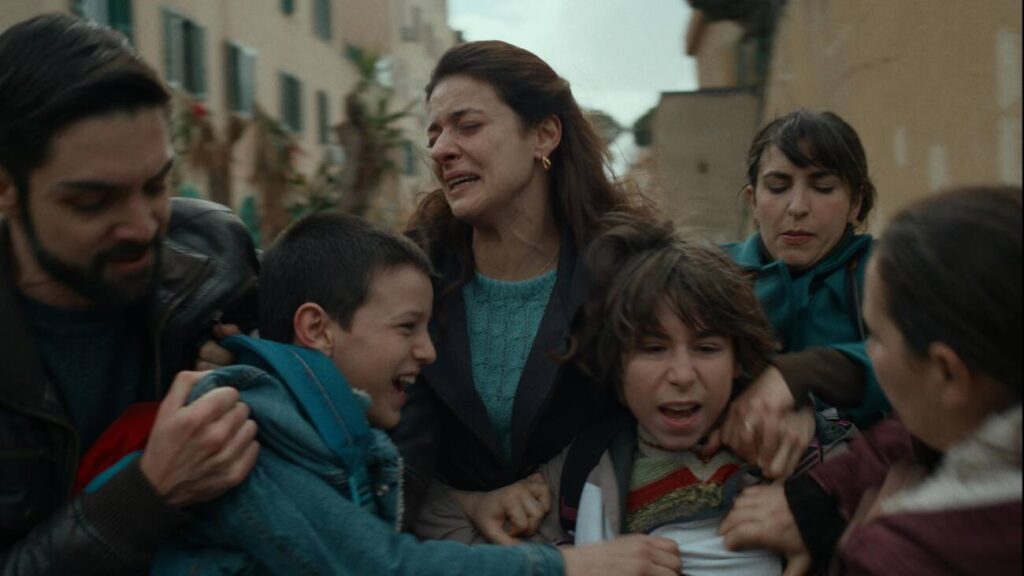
[659,402,701,421]
[392,375,416,394]
[659,401,700,428]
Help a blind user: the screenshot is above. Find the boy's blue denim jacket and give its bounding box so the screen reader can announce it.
[142,336,563,576]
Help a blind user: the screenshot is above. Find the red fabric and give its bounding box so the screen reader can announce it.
[840,502,1022,575]
[809,416,1021,574]
[708,462,740,485]
[73,402,159,495]
[627,467,699,512]
[626,463,740,512]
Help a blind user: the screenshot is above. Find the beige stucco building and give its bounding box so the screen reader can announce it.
[760,0,1022,228]
[639,6,765,242]
[1,0,456,239]
[651,88,760,242]
[644,0,1021,240]
[341,0,458,226]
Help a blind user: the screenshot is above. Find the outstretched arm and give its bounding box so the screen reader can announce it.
[414,474,551,545]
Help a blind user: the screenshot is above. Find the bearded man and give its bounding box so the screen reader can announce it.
[0,13,260,574]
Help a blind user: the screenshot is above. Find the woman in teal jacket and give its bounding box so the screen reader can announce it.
[718,110,889,453]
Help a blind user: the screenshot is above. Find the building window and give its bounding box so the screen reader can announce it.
[316,91,331,144]
[238,195,262,247]
[280,0,294,15]
[73,0,134,43]
[400,5,421,42]
[313,0,332,41]
[279,72,303,133]
[162,8,206,98]
[401,140,418,176]
[226,42,257,114]
[374,56,394,88]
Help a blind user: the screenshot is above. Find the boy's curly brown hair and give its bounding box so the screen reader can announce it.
[568,212,778,396]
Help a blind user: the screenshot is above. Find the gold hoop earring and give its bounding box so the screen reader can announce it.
[541,156,552,171]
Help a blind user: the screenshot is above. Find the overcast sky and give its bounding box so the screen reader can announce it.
[448,0,699,129]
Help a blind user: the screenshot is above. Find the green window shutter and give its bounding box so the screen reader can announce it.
[107,0,133,43]
[280,72,303,132]
[227,43,256,114]
[279,72,288,129]
[402,140,417,175]
[314,0,332,41]
[317,91,329,144]
[241,50,256,114]
[161,8,204,96]
[281,0,294,15]
[293,77,303,132]
[227,43,241,111]
[239,196,262,247]
[189,23,206,99]
[162,8,179,86]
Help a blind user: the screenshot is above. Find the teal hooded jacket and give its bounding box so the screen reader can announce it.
[137,335,564,576]
[724,232,889,427]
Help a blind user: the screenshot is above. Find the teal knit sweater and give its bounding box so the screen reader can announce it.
[463,269,557,459]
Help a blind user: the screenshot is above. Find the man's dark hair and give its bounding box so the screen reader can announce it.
[0,13,170,202]
[259,212,435,343]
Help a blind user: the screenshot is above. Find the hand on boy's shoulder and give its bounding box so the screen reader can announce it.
[140,370,260,508]
[702,366,814,480]
[196,323,242,370]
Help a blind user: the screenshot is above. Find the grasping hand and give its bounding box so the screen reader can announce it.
[759,406,816,479]
[140,370,259,508]
[703,365,814,478]
[195,323,241,371]
[720,484,811,576]
[454,473,551,544]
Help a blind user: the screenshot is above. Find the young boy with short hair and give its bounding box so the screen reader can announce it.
[258,210,437,432]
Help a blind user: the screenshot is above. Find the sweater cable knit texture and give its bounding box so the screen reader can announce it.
[463,269,557,459]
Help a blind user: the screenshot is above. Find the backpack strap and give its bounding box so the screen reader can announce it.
[222,335,373,506]
[558,408,633,534]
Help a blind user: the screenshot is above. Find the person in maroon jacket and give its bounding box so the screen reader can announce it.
[720,185,1022,575]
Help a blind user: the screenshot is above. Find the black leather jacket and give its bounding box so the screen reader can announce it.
[0,198,259,575]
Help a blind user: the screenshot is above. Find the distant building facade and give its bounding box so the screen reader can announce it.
[636,5,762,242]
[651,88,759,242]
[643,0,1022,240]
[341,0,458,226]
[0,0,456,238]
[760,0,1021,227]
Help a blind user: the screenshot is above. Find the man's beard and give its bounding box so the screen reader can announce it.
[26,223,162,309]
